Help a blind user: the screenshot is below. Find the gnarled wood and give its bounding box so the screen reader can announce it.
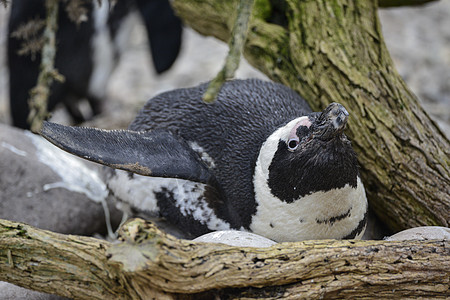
[172,0,450,232]
[0,219,131,299]
[1,218,449,299]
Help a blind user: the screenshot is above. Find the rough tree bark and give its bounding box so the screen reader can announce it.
[172,0,450,232]
[1,218,448,299]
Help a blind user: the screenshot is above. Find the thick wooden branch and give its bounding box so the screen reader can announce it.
[1,218,449,299]
[172,0,450,232]
[0,219,130,299]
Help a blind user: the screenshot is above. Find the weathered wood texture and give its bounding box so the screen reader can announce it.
[1,219,449,299]
[172,0,450,232]
[0,219,130,299]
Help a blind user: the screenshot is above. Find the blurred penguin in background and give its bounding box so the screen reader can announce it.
[8,0,182,129]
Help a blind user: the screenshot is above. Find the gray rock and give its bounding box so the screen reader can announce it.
[0,124,123,299]
[0,282,67,300]
[385,226,450,241]
[193,230,277,247]
[0,123,121,235]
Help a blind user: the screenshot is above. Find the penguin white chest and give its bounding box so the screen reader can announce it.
[252,174,367,242]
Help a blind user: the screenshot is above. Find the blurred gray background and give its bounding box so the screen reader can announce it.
[0,2,449,134]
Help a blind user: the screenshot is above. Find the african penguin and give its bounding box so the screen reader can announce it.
[40,79,368,242]
[8,0,182,129]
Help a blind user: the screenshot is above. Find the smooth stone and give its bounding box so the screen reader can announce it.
[385,226,450,241]
[0,282,67,300]
[193,230,277,247]
[0,123,122,235]
[1,124,123,299]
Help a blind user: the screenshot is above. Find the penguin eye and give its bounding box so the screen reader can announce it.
[287,138,299,152]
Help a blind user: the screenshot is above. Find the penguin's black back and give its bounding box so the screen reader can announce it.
[130,79,312,228]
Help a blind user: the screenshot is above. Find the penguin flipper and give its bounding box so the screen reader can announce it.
[40,122,214,185]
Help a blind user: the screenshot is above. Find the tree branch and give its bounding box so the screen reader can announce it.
[203,0,255,103]
[1,218,449,299]
[27,0,64,133]
[0,219,130,299]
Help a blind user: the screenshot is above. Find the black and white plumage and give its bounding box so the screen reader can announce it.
[40,79,368,242]
[8,0,182,129]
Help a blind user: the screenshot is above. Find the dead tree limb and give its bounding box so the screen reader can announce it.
[1,218,449,299]
[0,219,130,299]
[172,0,450,232]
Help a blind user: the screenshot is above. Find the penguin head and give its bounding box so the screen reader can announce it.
[263,102,358,203]
[252,102,365,241]
[309,102,349,141]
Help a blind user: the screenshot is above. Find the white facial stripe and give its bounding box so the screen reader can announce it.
[278,116,310,142]
[288,117,312,142]
[297,118,312,128]
[255,116,310,176]
[290,118,311,136]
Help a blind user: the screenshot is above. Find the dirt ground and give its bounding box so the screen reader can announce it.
[0,3,449,133]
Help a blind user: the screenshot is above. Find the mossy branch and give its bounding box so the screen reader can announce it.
[203,0,255,103]
[27,0,64,133]
[1,218,449,299]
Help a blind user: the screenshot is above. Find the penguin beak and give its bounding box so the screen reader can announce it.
[312,102,349,140]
